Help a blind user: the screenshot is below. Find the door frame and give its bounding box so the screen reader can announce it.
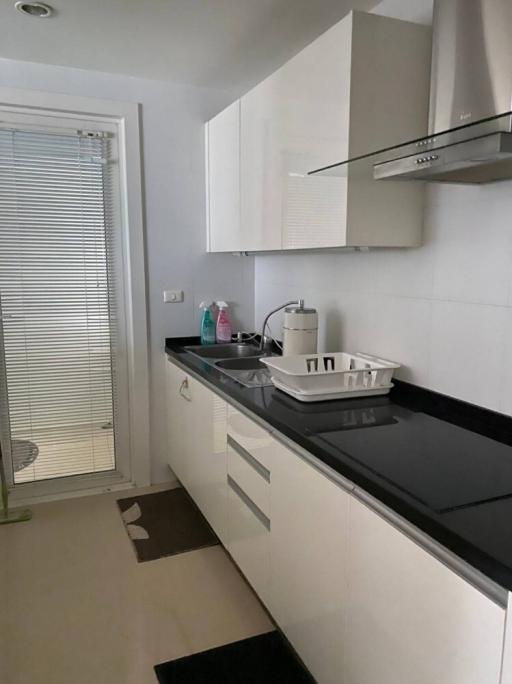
[0,87,150,502]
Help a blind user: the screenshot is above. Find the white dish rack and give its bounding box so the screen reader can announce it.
[260,352,400,402]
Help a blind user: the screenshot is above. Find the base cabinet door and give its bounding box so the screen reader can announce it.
[184,374,228,545]
[346,497,506,684]
[227,475,270,604]
[270,439,350,684]
[165,359,192,488]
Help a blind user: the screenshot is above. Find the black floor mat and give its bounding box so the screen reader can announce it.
[154,631,314,683]
[117,487,219,562]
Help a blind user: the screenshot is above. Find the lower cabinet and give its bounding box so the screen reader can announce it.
[166,359,508,684]
[270,437,350,684]
[226,410,272,605]
[226,473,271,605]
[345,497,506,684]
[166,359,228,544]
[165,358,192,488]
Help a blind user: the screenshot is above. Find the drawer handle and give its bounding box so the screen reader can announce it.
[179,378,191,402]
[228,435,270,482]
[228,475,270,531]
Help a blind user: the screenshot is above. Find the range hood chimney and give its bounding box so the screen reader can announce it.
[375,0,512,183]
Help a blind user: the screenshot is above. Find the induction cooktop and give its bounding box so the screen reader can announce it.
[313,408,512,513]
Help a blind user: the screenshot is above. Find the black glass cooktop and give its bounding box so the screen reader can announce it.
[314,406,512,513]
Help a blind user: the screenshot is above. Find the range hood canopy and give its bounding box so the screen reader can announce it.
[309,111,512,184]
[310,0,512,185]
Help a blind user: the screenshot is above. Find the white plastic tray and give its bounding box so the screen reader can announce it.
[261,352,400,399]
[271,377,394,402]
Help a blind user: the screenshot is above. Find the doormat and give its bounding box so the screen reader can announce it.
[117,488,219,562]
[154,631,314,683]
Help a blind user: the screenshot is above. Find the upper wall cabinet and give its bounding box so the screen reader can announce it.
[206,11,431,253]
[206,99,241,253]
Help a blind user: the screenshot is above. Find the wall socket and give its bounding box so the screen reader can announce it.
[163,290,184,303]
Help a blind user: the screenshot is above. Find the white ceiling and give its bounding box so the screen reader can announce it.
[0,0,380,91]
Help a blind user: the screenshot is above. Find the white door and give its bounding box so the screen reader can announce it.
[345,496,506,684]
[270,439,350,683]
[0,114,131,492]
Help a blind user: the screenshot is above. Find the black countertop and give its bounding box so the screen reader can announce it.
[166,337,512,593]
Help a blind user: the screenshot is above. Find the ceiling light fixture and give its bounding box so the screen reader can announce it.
[15,1,53,17]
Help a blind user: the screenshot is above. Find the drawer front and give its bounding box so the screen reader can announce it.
[227,437,270,518]
[227,475,270,604]
[227,405,273,470]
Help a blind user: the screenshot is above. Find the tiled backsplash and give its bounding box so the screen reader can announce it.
[255,182,512,415]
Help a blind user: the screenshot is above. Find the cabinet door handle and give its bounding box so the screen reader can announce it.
[179,378,191,402]
[228,475,271,531]
[228,435,270,482]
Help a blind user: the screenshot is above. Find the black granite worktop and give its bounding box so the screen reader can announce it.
[166,336,512,593]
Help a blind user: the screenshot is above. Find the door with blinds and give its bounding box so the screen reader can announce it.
[0,113,128,488]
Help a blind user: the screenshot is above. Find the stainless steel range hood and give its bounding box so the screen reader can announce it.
[311,0,512,184]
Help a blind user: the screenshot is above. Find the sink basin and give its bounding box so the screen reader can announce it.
[215,357,269,371]
[185,343,261,360]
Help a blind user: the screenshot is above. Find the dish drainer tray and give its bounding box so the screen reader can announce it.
[271,377,394,402]
[261,352,400,401]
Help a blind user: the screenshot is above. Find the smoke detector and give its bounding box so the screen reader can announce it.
[15,2,53,17]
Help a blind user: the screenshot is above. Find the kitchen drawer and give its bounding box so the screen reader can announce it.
[227,475,270,604]
[227,437,270,518]
[227,405,273,470]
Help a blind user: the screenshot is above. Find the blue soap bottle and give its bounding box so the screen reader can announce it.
[199,302,216,345]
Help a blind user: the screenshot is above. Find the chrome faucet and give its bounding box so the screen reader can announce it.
[259,299,304,352]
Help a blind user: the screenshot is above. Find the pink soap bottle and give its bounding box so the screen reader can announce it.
[215,301,232,344]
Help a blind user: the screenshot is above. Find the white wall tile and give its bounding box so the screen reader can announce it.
[371,296,432,386]
[429,196,512,306]
[429,301,508,412]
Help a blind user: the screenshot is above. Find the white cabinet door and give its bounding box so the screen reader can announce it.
[227,474,270,604]
[346,497,506,684]
[270,439,350,683]
[240,74,283,252]
[278,17,351,250]
[165,359,192,488]
[185,374,228,544]
[206,100,241,253]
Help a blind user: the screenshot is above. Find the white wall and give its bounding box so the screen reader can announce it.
[0,58,254,483]
[254,0,512,417]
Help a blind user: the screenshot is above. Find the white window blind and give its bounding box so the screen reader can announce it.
[0,126,118,484]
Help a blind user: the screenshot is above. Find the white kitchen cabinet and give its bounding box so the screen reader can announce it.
[270,437,351,683]
[207,10,431,252]
[345,496,506,684]
[165,358,192,489]
[167,365,509,684]
[165,359,228,543]
[205,99,241,253]
[186,373,228,544]
[227,473,271,605]
[239,73,283,251]
[225,406,272,604]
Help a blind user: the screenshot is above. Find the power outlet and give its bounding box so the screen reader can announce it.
[163,290,184,303]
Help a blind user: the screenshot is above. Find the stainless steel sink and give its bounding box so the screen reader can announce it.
[184,342,276,387]
[185,343,261,360]
[215,357,268,371]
